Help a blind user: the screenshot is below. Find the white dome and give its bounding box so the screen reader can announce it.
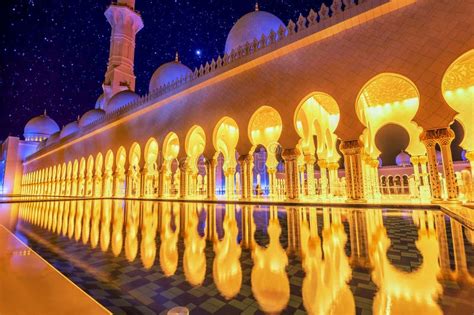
[106,90,140,113]
[60,121,79,139]
[46,131,60,146]
[225,9,285,54]
[79,109,106,128]
[95,93,106,110]
[395,151,411,166]
[149,58,192,92]
[24,112,60,142]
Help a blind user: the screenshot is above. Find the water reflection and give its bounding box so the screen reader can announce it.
[15,201,474,314]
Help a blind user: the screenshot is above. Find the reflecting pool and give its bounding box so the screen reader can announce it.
[2,200,474,314]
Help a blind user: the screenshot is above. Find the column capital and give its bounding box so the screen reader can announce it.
[465,151,474,161]
[420,127,455,146]
[327,162,339,170]
[304,154,316,164]
[282,148,300,161]
[317,159,328,168]
[339,140,363,155]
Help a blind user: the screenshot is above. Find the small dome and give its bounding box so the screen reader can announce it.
[225,8,285,54]
[106,90,140,113]
[79,109,106,128]
[95,93,106,110]
[60,120,79,139]
[46,131,60,146]
[24,111,60,142]
[149,55,192,92]
[395,151,411,166]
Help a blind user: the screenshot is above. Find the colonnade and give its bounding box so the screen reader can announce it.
[20,50,474,204]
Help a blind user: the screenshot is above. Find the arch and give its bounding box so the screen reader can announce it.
[115,146,127,197]
[185,125,206,173]
[294,92,340,159]
[213,117,240,198]
[93,152,104,197]
[144,138,159,197]
[162,132,180,161]
[162,132,180,197]
[78,157,86,196]
[356,73,424,158]
[248,106,282,156]
[128,142,141,197]
[442,49,474,152]
[103,150,114,197]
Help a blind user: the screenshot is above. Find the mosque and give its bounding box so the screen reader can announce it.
[1,0,473,204]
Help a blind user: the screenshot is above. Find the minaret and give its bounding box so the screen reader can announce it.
[102,0,144,103]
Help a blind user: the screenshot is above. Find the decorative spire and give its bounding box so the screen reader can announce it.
[175,51,179,63]
[255,2,259,11]
[43,109,47,116]
[77,115,81,121]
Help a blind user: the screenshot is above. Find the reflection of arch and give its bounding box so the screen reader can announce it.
[442,50,474,152]
[356,73,424,158]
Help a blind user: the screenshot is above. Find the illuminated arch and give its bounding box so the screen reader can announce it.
[94,153,103,197]
[85,155,94,196]
[185,126,206,173]
[442,49,474,152]
[66,161,72,196]
[78,157,86,196]
[144,138,159,197]
[163,132,180,161]
[356,73,425,158]
[115,146,127,197]
[128,143,141,197]
[213,116,239,169]
[103,150,114,197]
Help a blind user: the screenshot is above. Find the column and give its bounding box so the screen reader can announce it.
[224,167,236,199]
[327,162,339,197]
[421,132,442,201]
[318,160,328,198]
[339,140,365,202]
[466,151,474,178]
[179,161,188,199]
[238,155,251,200]
[410,156,421,196]
[207,159,217,200]
[282,148,300,200]
[304,155,316,197]
[438,128,458,201]
[370,159,381,198]
[158,166,166,197]
[298,164,305,196]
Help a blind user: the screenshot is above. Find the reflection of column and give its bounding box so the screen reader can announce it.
[286,208,299,254]
[282,148,300,200]
[421,131,442,201]
[305,155,316,197]
[347,210,369,267]
[437,129,458,201]
[340,140,365,201]
[434,213,451,278]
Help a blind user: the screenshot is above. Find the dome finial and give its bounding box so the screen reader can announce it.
[175,51,179,63]
[255,2,259,11]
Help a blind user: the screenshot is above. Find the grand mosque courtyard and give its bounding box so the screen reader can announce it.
[1,0,474,313]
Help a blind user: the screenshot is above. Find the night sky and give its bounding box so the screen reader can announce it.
[0,0,330,140]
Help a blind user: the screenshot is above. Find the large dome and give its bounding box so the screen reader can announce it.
[149,56,192,92]
[79,109,106,128]
[24,112,60,142]
[395,151,410,166]
[106,90,140,113]
[225,9,285,54]
[60,120,80,139]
